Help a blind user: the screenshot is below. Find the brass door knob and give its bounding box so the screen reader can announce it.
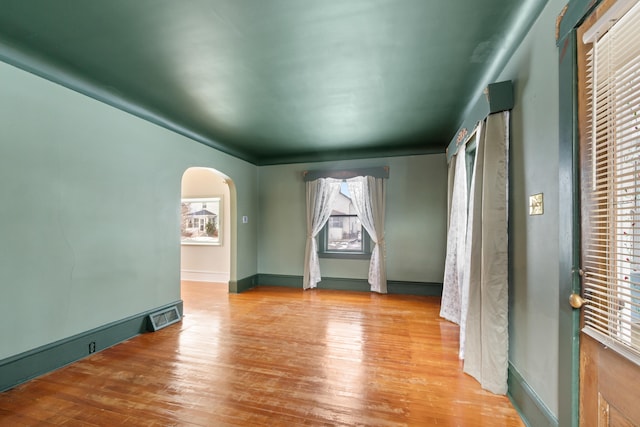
[569,293,586,309]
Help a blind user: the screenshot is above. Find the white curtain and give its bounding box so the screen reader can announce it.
[348,176,387,293]
[461,111,509,394]
[459,130,480,359]
[440,142,468,324]
[303,178,341,289]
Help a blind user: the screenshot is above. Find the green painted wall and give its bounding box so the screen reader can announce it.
[494,0,564,418]
[1,5,566,417]
[257,155,447,283]
[0,60,258,361]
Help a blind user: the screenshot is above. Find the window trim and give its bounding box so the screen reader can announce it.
[318,216,372,260]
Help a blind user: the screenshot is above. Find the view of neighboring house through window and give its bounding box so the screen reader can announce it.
[188,203,217,234]
[320,182,371,258]
[180,197,222,245]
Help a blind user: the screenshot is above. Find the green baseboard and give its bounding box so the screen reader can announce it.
[255,274,442,296]
[0,300,183,392]
[508,362,558,427]
[258,274,301,288]
[387,280,442,296]
[229,275,258,293]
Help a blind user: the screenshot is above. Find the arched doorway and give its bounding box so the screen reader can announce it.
[180,167,232,292]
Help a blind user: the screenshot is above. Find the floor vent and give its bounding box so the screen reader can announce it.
[148,306,181,332]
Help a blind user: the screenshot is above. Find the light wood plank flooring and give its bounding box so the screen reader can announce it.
[0,281,524,426]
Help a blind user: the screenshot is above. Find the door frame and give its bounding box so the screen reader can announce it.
[557,28,581,427]
[180,167,232,285]
[556,1,604,426]
[179,166,239,293]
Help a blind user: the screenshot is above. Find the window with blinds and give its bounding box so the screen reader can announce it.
[581,0,640,361]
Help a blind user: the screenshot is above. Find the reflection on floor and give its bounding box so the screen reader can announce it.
[0,281,524,426]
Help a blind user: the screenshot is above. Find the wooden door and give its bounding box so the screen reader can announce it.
[580,334,640,425]
[577,1,640,425]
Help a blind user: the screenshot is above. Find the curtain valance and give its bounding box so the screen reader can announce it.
[302,166,389,182]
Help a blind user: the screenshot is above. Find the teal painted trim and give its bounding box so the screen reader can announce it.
[0,300,183,392]
[446,81,514,161]
[257,146,445,167]
[317,251,371,260]
[303,166,389,182]
[229,275,258,293]
[318,277,371,292]
[508,363,559,427]
[257,274,302,288]
[558,27,582,427]
[557,0,601,45]
[228,279,238,293]
[387,280,442,296]
[256,274,442,296]
[487,81,515,114]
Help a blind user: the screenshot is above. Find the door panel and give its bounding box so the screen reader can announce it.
[607,405,636,427]
[577,0,640,425]
[581,335,640,426]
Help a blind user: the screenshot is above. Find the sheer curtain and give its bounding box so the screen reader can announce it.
[303,178,341,289]
[461,111,509,394]
[459,131,480,359]
[440,142,468,324]
[348,176,387,293]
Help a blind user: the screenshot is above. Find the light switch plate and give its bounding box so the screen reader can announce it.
[242,216,248,223]
[529,193,544,215]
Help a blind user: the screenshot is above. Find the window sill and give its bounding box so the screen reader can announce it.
[318,252,371,260]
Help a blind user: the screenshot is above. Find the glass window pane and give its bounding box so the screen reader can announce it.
[327,216,363,252]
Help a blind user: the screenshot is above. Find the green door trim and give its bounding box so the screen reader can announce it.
[557,30,581,427]
[556,1,604,426]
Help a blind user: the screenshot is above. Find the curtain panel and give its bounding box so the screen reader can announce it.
[303,178,341,289]
[348,176,388,294]
[462,111,509,394]
[440,142,468,324]
[440,111,510,395]
[459,126,482,360]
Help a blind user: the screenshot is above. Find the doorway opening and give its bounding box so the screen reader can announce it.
[180,167,234,298]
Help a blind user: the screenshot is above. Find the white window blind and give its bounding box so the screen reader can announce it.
[582,0,640,361]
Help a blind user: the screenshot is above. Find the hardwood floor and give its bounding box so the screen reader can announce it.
[0,282,524,426]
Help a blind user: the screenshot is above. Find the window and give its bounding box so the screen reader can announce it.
[318,182,371,259]
[326,215,363,252]
[580,0,640,357]
[465,134,477,197]
[181,197,222,245]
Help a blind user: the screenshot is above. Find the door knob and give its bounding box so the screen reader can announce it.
[569,293,586,309]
